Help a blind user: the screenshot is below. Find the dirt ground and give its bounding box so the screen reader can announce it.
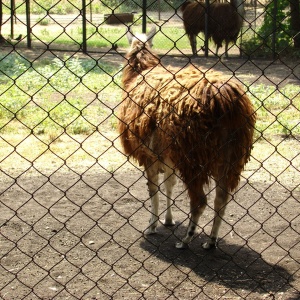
[0,45,300,300]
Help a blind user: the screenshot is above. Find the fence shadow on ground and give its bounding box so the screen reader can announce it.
[140,225,297,298]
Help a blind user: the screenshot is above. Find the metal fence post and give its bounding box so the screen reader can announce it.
[205,0,210,57]
[142,0,147,33]
[272,0,278,59]
[25,0,31,48]
[82,0,87,53]
[10,0,14,38]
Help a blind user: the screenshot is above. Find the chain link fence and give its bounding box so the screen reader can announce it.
[0,0,299,299]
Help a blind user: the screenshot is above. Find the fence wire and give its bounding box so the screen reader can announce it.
[0,0,299,299]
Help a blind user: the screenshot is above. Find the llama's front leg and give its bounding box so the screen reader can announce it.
[163,165,176,226]
[202,183,230,249]
[144,165,159,235]
[176,186,207,249]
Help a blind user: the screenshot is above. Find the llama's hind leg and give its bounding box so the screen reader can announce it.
[189,34,197,56]
[176,184,207,249]
[144,163,160,235]
[203,182,230,249]
[163,165,176,226]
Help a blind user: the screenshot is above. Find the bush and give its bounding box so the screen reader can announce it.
[242,0,295,57]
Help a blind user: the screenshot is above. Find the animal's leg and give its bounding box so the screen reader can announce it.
[176,184,207,249]
[144,163,160,235]
[225,41,229,58]
[163,165,176,226]
[189,34,197,56]
[202,181,230,249]
[215,45,219,57]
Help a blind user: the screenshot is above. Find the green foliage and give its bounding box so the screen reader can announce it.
[37,16,51,26]
[242,0,295,57]
[260,0,292,48]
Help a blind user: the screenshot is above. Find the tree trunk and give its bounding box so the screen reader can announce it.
[0,1,4,42]
[0,0,3,35]
[290,0,300,48]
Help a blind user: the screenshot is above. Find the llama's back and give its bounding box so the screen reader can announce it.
[209,3,244,46]
[181,1,244,48]
[181,0,205,35]
[118,65,256,190]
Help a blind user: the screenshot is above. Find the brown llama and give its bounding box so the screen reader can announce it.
[118,31,256,249]
[181,0,245,57]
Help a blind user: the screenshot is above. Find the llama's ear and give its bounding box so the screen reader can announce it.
[126,27,134,45]
[147,25,156,47]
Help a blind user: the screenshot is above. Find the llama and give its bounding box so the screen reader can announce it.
[181,0,245,57]
[118,31,256,249]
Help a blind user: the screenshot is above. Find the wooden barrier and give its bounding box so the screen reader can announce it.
[104,13,134,24]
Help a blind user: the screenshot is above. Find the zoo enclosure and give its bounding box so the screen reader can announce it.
[0,0,300,299]
[0,0,284,57]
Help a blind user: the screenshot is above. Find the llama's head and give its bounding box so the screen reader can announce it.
[123,25,159,88]
[126,25,156,49]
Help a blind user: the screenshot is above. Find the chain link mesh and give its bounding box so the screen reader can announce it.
[0,0,299,299]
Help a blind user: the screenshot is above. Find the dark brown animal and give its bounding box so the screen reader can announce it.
[118,32,256,249]
[181,0,245,57]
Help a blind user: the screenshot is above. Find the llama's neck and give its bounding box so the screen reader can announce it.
[122,46,160,89]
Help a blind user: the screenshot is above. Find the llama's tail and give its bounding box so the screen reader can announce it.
[202,78,256,189]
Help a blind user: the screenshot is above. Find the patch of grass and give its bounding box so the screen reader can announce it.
[3,0,104,15]
[1,51,299,141]
[153,27,192,51]
[29,24,192,51]
[0,53,122,138]
[248,83,300,138]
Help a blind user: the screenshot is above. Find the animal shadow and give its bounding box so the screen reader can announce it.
[140,225,298,298]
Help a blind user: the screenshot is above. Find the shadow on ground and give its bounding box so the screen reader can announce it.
[140,225,299,298]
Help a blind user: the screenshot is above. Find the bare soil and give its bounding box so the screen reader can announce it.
[0,46,300,300]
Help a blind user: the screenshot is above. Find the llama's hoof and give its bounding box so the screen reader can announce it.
[202,241,216,250]
[163,219,175,226]
[144,227,157,235]
[175,241,189,249]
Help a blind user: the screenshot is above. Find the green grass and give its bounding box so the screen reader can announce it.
[0,51,299,141]
[24,25,192,51]
[2,0,104,15]
[0,53,123,140]
[248,83,300,138]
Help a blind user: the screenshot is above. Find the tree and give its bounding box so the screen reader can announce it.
[242,0,300,56]
[290,0,300,48]
[0,1,5,43]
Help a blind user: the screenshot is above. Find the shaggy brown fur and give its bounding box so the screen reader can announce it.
[181,0,245,57]
[118,37,256,249]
